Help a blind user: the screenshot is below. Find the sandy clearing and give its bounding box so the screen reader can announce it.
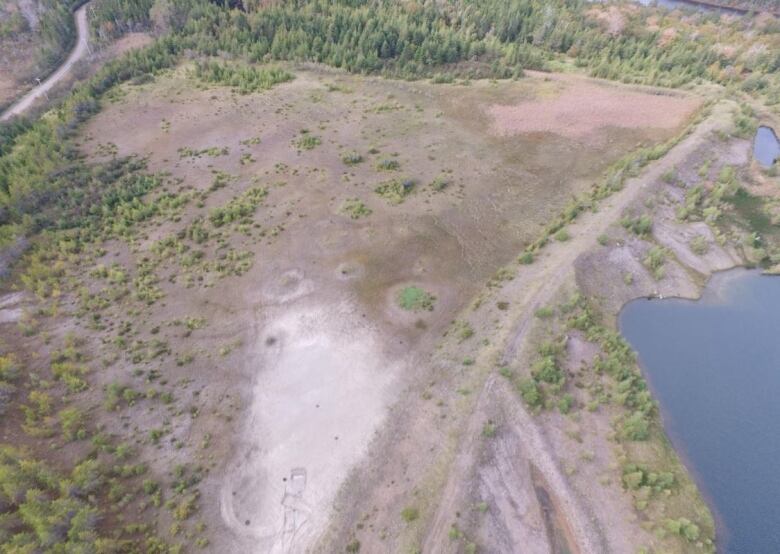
[488,76,701,140]
[221,299,403,553]
[0,291,26,324]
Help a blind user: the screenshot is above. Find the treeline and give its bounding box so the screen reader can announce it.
[0,35,180,237]
[168,0,772,86]
[1,0,779,235]
[89,0,155,41]
[192,60,293,93]
[36,0,79,68]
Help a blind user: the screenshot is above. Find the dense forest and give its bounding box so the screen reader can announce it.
[89,0,154,41]
[1,0,778,239]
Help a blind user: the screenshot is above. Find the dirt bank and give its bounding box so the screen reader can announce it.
[409,96,778,554]
[313,95,733,553]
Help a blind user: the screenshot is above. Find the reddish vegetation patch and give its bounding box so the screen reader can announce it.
[585,6,627,36]
[488,75,701,140]
[657,27,678,47]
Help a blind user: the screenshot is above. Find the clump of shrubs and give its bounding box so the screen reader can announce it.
[341,151,363,165]
[375,179,414,204]
[397,286,435,312]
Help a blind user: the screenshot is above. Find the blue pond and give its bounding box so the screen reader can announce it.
[636,0,744,14]
[754,126,780,169]
[620,269,780,553]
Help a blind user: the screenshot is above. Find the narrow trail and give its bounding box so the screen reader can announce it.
[422,100,734,552]
[1,3,90,122]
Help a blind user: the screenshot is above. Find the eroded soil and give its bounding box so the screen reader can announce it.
[4,64,706,552]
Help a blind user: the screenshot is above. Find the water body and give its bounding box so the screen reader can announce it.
[620,269,780,553]
[754,126,780,169]
[629,0,744,14]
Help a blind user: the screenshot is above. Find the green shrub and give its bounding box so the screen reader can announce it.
[665,518,701,542]
[689,235,709,255]
[620,411,650,441]
[296,134,321,150]
[430,175,449,191]
[209,187,268,227]
[621,214,653,236]
[401,506,419,522]
[532,355,564,386]
[534,306,554,319]
[453,321,474,342]
[376,159,400,171]
[397,286,436,311]
[375,179,414,204]
[643,246,667,280]
[58,407,85,441]
[557,394,574,414]
[193,61,293,94]
[661,169,678,184]
[518,379,543,408]
[431,72,454,84]
[341,151,363,165]
[341,198,372,219]
[0,355,19,381]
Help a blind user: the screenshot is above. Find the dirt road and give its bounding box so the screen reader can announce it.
[422,100,734,552]
[0,3,90,122]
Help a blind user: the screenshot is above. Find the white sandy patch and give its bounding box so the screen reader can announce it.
[221,301,402,553]
[0,292,26,324]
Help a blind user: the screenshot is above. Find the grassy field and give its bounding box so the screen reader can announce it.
[0,60,706,552]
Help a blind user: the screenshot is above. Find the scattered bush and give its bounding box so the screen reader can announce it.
[209,187,268,227]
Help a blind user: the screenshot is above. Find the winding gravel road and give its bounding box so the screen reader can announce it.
[0,3,90,122]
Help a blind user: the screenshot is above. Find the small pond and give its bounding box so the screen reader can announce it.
[754,126,780,169]
[620,269,780,553]
[633,0,745,14]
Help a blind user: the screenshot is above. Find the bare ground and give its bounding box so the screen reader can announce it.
[320,100,737,554]
[488,72,701,141]
[56,65,708,553]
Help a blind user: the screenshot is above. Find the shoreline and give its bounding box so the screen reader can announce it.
[617,267,780,551]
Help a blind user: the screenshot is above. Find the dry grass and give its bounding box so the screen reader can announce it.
[488,73,701,140]
[61,63,702,552]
